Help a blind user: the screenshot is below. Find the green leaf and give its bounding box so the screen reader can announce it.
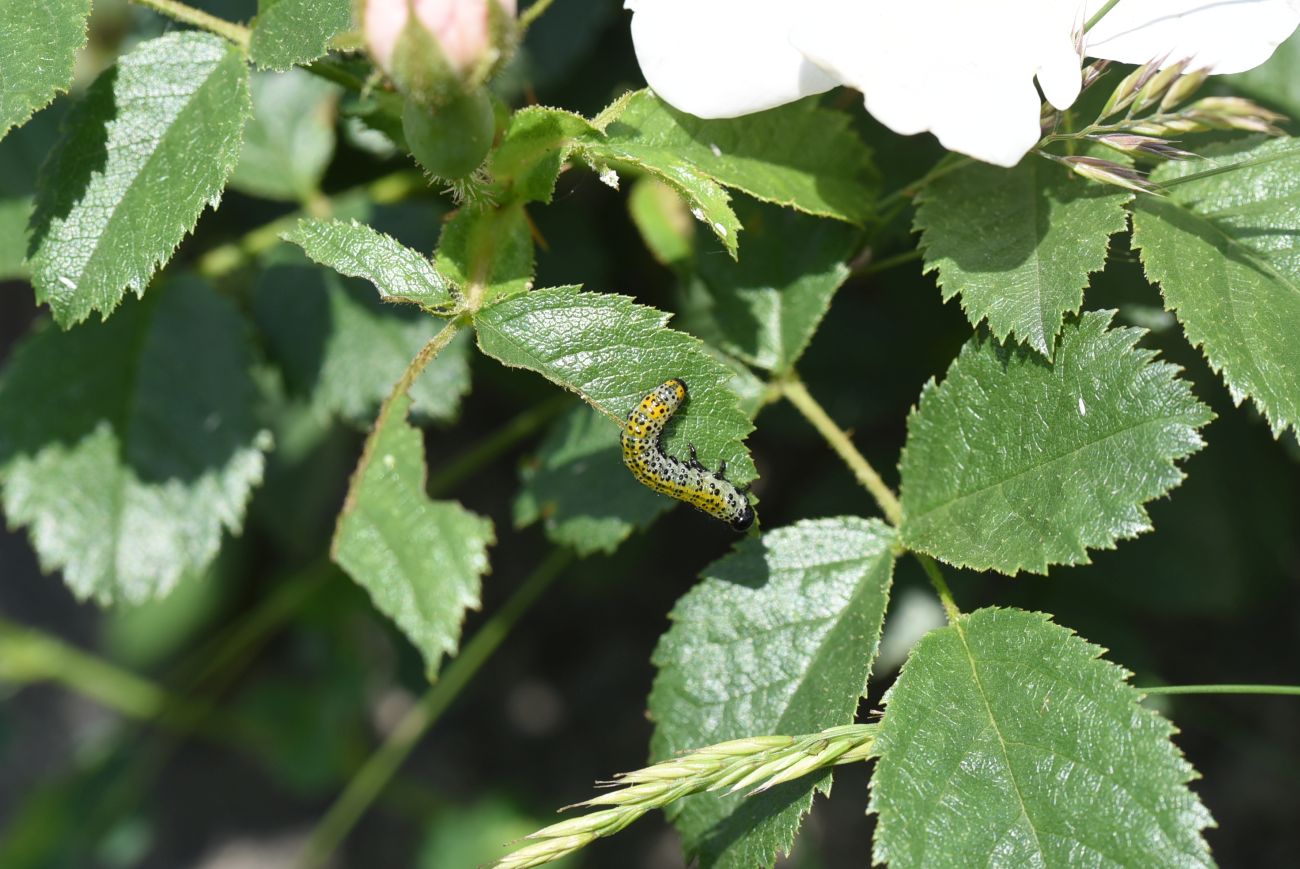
[915,159,1130,358]
[490,106,597,204]
[0,277,269,604]
[627,175,694,268]
[340,84,407,153]
[249,0,352,71]
[434,203,535,305]
[0,196,30,279]
[332,392,494,677]
[27,32,250,327]
[230,70,339,202]
[578,140,740,258]
[475,285,756,483]
[252,254,470,427]
[1223,28,1300,118]
[599,91,879,225]
[682,199,856,373]
[420,798,577,869]
[1132,137,1300,437]
[284,217,456,310]
[101,555,228,669]
[514,404,672,555]
[649,517,896,868]
[899,310,1212,575]
[712,347,769,419]
[870,607,1213,868]
[0,0,91,141]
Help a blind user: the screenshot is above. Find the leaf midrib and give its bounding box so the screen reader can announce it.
[951,618,1046,864]
[908,411,1196,524]
[1022,162,1051,353]
[82,54,227,297]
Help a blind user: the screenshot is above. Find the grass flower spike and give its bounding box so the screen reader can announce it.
[492,724,878,868]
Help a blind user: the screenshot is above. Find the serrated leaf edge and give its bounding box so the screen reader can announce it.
[913,163,1132,359]
[1131,194,1299,438]
[898,310,1213,575]
[0,0,92,142]
[868,606,1215,867]
[30,34,251,327]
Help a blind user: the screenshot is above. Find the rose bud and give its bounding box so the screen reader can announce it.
[363,0,517,106]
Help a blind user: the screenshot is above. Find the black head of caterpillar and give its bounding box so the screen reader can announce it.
[621,378,754,531]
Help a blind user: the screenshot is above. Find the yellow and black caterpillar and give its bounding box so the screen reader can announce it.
[621,378,754,531]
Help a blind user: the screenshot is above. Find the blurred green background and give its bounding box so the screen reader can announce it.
[1,1,1297,866]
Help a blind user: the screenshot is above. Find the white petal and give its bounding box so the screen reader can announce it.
[625,0,837,119]
[793,2,1079,167]
[1037,26,1085,110]
[1085,0,1300,73]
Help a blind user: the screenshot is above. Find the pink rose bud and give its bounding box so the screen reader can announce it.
[363,0,517,104]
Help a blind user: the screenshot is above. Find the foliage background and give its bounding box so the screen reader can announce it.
[0,1,1297,866]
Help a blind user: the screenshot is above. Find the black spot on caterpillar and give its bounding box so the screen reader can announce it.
[621,378,754,531]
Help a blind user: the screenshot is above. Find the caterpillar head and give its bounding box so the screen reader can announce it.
[729,500,755,532]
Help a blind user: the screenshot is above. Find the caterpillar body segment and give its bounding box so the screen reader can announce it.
[620,378,755,531]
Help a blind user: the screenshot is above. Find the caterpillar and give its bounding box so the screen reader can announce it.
[621,378,755,531]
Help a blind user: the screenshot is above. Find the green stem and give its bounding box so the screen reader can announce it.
[779,377,902,526]
[332,320,465,556]
[0,617,240,742]
[914,554,962,624]
[305,57,372,93]
[129,0,251,49]
[178,560,335,688]
[391,322,464,411]
[197,171,425,278]
[1157,144,1300,188]
[1084,0,1124,34]
[853,247,923,278]
[298,548,574,868]
[779,376,963,622]
[427,396,570,496]
[0,617,168,720]
[875,153,971,214]
[519,0,558,32]
[1139,683,1300,697]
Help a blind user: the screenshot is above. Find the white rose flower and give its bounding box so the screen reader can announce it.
[625,0,1300,167]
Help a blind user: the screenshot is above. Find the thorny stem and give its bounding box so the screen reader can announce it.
[779,376,963,621]
[129,0,251,49]
[298,548,574,869]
